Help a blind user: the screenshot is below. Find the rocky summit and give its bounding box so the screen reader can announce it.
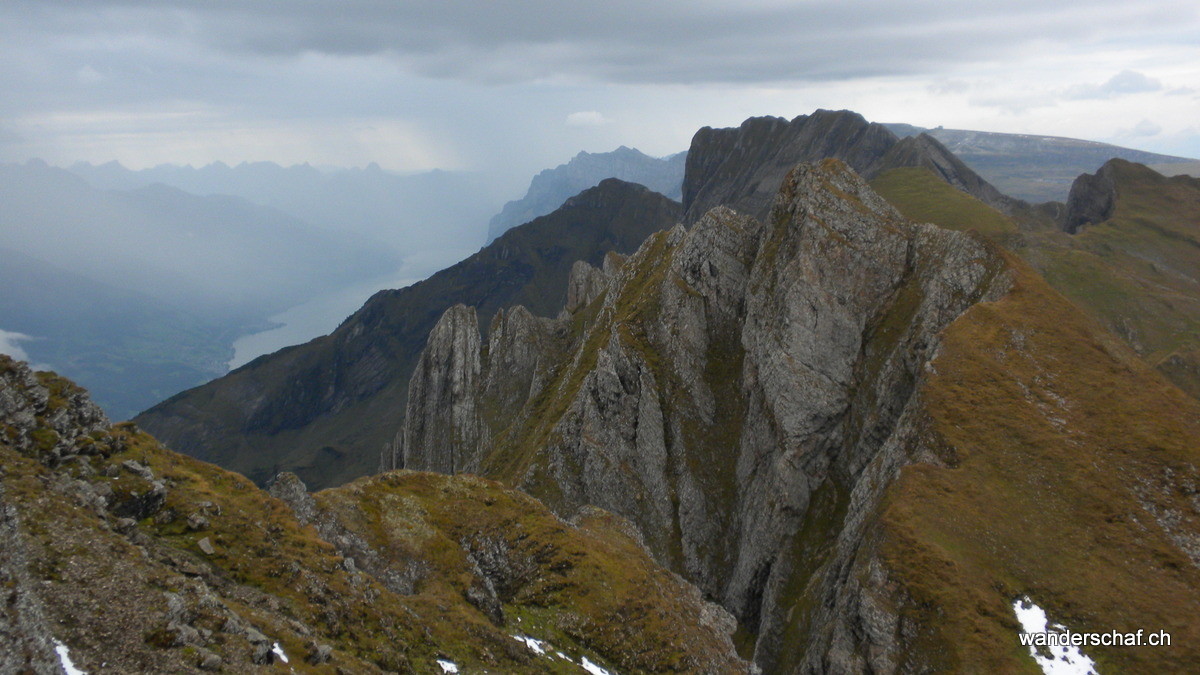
[400,159,1200,672]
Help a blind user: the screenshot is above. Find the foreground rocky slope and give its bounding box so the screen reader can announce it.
[0,354,747,673]
[403,160,1200,671]
[137,179,681,489]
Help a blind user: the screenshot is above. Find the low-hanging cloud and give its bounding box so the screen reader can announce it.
[0,329,52,371]
[2,0,1198,170]
[1066,70,1163,100]
[566,111,609,127]
[1121,119,1163,137]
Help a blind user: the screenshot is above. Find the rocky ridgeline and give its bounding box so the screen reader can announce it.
[137,110,1027,495]
[400,159,1013,671]
[682,110,1021,226]
[1,354,750,673]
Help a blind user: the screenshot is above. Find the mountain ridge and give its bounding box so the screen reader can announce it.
[487,146,687,243]
[137,178,683,489]
[683,110,1021,227]
[136,109,1036,493]
[403,158,1200,672]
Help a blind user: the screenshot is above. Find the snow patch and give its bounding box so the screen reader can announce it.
[581,655,615,675]
[512,634,547,656]
[54,639,87,675]
[1013,596,1098,674]
[271,642,289,664]
[436,659,459,673]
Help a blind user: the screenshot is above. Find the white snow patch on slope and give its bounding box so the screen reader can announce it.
[271,642,289,664]
[1013,596,1099,674]
[581,655,615,675]
[54,639,87,675]
[512,634,547,655]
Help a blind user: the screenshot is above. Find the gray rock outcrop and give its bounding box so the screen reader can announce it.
[138,178,681,490]
[396,304,487,474]
[0,482,61,675]
[682,110,1024,227]
[1062,159,1120,233]
[403,159,1013,671]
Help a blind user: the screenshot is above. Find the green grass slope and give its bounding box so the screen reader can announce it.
[880,257,1200,671]
[872,162,1200,398]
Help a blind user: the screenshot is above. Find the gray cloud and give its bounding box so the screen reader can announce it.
[1124,119,1163,137]
[566,111,609,127]
[0,329,34,362]
[2,0,1198,172]
[1066,70,1163,100]
[5,0,1196,88]
[0,329,52,371]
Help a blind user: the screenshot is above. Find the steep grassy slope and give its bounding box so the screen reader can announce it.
[136,179,682,490]
[872,161,1200,398]
[0,354,746,673]
[868,167,1020,243]
[881,256,1200,671]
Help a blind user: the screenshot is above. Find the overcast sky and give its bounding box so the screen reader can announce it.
[2,0,1197,191]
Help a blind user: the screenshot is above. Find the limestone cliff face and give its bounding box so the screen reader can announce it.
[396,304,487,474]
[1061,159,1119,233]
[681,110,1018,227]
[682,110,897,224]
[135,110,1018,495]
[403,159,1013,671]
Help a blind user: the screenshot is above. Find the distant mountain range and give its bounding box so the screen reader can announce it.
[885,123,1194,202]
[486,145,686,243]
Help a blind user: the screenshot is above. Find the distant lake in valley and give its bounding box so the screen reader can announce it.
[228,248,475,370]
